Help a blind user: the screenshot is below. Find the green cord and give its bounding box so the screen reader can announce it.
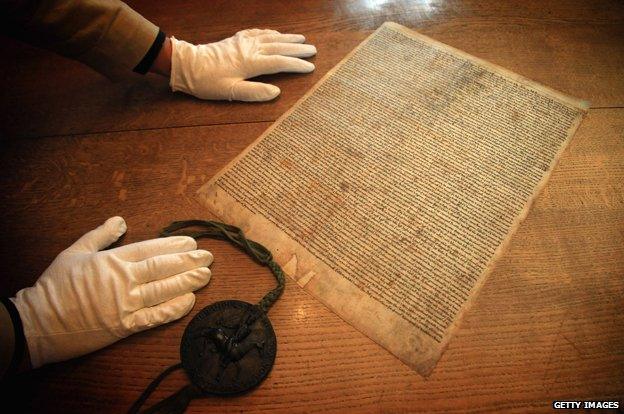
[160,220,285,314]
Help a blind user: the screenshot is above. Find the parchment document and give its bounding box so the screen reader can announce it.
[199,22,588,376]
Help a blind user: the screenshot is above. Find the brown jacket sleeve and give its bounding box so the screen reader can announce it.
[2,0,159,79]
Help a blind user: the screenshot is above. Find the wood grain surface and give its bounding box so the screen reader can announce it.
[0,1,623,412]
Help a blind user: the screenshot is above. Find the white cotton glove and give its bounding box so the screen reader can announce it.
[10,217,213,368]
[170,28,317,102]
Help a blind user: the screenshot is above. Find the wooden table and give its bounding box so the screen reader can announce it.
[1,1,622,412]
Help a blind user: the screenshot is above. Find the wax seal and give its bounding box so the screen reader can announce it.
[180,300,277,395]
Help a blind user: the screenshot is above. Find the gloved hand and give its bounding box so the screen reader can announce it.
[11,217,212,368]
[170,28,317,102]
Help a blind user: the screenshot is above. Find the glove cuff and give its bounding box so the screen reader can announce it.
[169,36,192,94]
[0,297,27,379]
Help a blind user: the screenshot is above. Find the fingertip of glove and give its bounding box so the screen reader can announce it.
[191,266,212,286]
[263,84,281,101]
[181,292,196,312]
[105,216,127,237]
[300,61,315,73]
[169,291,196,315]
[292,34,306,43]
[204,250,214,266]
[190,249,214,266]
[232,81,281,102]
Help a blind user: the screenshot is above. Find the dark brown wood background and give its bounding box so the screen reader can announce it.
[1,1,622,412]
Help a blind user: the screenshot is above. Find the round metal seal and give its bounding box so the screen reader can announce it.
[180,300,277,396]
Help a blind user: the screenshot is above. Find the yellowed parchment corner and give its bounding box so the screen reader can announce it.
[302,261,443,377]
[381,21,589,111]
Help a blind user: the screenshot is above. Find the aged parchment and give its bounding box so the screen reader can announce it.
[198,22,588,376]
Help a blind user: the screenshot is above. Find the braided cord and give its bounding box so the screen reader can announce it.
[160,220,285,314]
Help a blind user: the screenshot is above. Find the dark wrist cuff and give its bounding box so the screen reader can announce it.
[133,29,167,75]
[0,297,26,379]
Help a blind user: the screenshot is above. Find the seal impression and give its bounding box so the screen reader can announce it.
[180,300,277,395]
